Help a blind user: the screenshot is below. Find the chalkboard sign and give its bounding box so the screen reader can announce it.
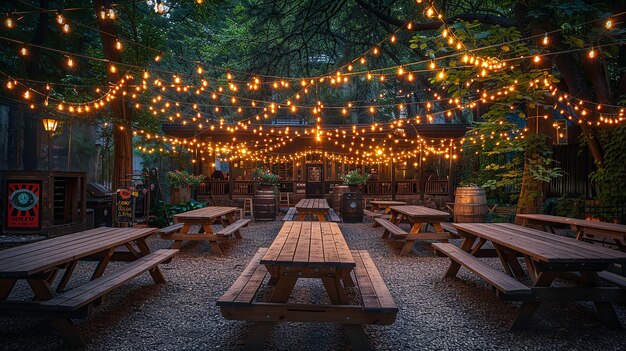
[115,188,137,224]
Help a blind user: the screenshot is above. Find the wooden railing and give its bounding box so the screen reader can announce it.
[198,179,449,197]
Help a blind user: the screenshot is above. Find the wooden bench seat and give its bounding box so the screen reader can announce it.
[41,249,178,312]
[375,218,417,256]
[598,271,626,290]
[217,249,397,325]
[215,218,251,238]
[283,207,297,221]
[217,248,268,307]
[440,222,458,236]
[363,209,383,218]
[328,208,341,222]
[374,218,407,237]
[157,223,184,235]
[432,243,531,299]
[351,250,397,314]
[0,249,178,348]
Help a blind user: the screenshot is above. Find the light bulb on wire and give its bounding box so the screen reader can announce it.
[5,14,15,28]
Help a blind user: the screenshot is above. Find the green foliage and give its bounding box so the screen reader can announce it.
[252,168,280,186]
[555,194,585,219]
[150,200,208,228]
[166,170,205,189]
[340,170,371,185]
[590,126,626,207]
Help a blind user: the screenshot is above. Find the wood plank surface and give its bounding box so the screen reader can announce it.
[0,228,157,277]
[389,205,450,219]
[260,221,354,268]
[454,223,626,264]
[173,206,238,221]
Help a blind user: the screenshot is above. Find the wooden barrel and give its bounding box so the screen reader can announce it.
[332,186,350,214]
[454,186,489,223]
[253,190,277,221]
[341,192,363,223]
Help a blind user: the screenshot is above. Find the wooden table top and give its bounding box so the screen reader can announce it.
[173,206,238,221]
[261,221,355,267]
[517,214,626,233]
[389,205,450,218]
[370,200,407,206]
[454,223,626,264]
[0,227,156,277]
[295,198,330,211]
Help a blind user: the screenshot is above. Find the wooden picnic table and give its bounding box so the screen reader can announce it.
[0,226,176,347]
[170,206,240,254]
[440,222,626,330]
[370,200,407,214]
[218,221,398,350]
[388,205,451,241]
[517,213,626,249]
[295,198,331,221]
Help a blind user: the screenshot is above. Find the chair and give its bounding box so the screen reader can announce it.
[278,193,290,207]
[242,198,254,220]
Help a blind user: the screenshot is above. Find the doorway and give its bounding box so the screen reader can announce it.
[305,164,324,198]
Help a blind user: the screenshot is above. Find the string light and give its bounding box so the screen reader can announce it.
[5,14,15,28]
[588,48,596,59]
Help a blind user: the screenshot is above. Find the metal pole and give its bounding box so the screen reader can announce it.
[47,131,52,171]
[67,123,72,170]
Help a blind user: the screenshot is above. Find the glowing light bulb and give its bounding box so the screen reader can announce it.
[5,15,14,28]
[542,33,549,45]
[109,63,117,73]
[426,7,434,18]
[62,23,70,33]
[67,56,74,68]
[197,65,203,74]
[605,19,612,30]
[154,52,162,61]
[56,13,65,24]
[588,48,596,59]
[19,47,28,56]
[115,38,122,50]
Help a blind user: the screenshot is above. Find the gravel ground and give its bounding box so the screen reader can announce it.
[1,218,625,351]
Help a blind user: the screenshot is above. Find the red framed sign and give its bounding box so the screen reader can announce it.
[6,180,42,230]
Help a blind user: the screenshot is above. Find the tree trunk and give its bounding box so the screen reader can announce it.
[553,53,604,167]
[94,0,133,189]
[23,0,50,171]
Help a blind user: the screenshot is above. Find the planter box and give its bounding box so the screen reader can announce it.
[170,187,191,204]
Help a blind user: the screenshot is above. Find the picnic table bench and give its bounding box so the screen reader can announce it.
[160,206,248,255]
[374,206,455,256]
[217,221,397,350]
[284,201,341,222]
[294,198,331,221]
[517,213,626,250]
[434,223,626,330]
[0,227,176,347]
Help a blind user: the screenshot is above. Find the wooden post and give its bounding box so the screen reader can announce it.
[391,159,396,200]
[228,160,233,201]
[419,146,424,203]
[448,140,454,202]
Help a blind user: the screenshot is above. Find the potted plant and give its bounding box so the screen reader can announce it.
[341,171,371,192]
[252,168,280,191]
[167,170,205,203]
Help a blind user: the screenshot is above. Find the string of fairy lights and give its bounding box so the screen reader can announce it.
[0,0,624,166]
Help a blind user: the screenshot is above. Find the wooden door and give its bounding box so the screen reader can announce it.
[306,164,324,198]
